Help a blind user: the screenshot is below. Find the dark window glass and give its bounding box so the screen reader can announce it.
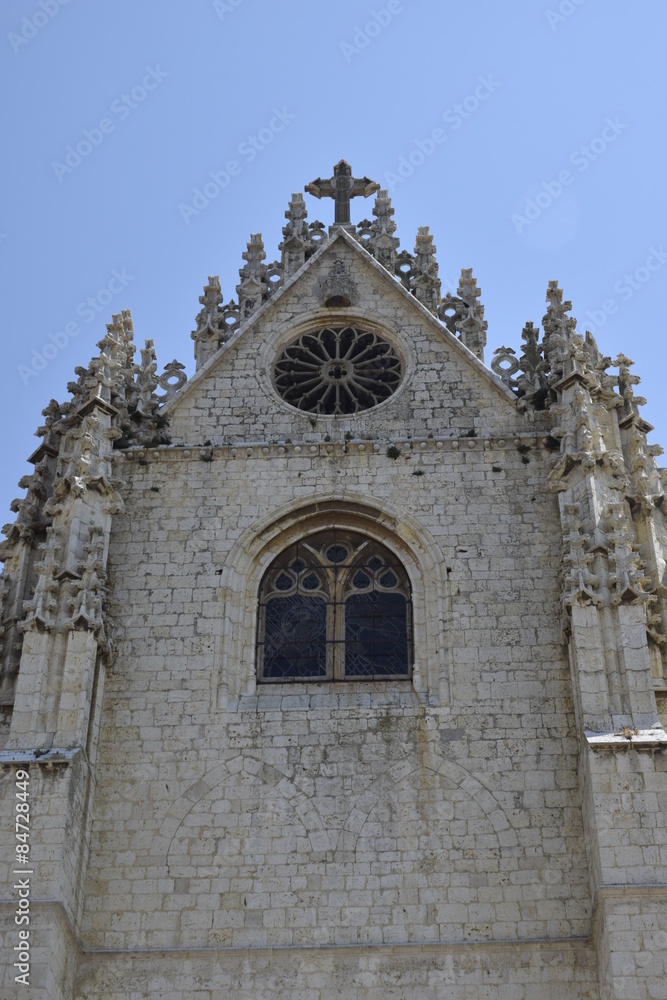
[261,596,327,679]
[258,531,412,682]
[325,545,348,563]
[345,592,409,676]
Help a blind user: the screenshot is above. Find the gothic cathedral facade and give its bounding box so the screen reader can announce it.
[1,162,667,998]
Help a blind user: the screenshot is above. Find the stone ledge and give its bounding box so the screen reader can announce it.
[595,883,667,900]
[585,727,667,751]
[0,747,80,767]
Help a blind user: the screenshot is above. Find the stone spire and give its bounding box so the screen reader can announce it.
[438,268,488,363]
[516,321,546,398]
[412,227,441,315]
[237,234,268,319]
[191,275,226,369]
[610,353,664,510]
[527,276,667,752]
[542,280,577,381]
[455,268,487,362]
[367,189,400,273]
[279,193,309,277]
[132,340,159,418]
[0,397,66,703]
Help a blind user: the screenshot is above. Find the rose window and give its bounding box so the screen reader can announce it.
[273,327,402,414]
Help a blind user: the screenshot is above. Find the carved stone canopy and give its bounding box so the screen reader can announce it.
[321,257,356,308]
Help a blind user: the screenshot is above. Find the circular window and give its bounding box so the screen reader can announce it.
[273,326,402,414]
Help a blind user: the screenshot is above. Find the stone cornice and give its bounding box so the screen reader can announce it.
[114,433,553,464]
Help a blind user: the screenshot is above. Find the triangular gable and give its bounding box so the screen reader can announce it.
[162,229,518,417]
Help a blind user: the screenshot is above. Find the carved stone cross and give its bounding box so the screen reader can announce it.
[305,159,380,227]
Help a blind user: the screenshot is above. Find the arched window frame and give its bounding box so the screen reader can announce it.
[214,497,447,705]
[256,530,413,683]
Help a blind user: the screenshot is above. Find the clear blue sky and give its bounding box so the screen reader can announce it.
[1,0,666,522]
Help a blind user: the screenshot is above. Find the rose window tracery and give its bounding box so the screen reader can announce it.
[272,327,402,414]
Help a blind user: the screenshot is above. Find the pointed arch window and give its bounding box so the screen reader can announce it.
[257,531,412,682]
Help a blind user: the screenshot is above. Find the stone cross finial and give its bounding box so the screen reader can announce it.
[305,159,380,227]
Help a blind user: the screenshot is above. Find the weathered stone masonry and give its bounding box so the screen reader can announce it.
[1,161,666,998]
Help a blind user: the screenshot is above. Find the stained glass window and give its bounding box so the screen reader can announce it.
[257,531,412,682]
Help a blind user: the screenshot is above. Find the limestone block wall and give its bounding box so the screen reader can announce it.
[0,762,87,999]
[75,940,601,999]
[72,434,597,995]
[594,893,667,1000]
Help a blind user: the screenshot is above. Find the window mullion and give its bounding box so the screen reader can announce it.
[332,566,346,679]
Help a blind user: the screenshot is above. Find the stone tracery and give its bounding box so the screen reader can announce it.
[272,327,402,414]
